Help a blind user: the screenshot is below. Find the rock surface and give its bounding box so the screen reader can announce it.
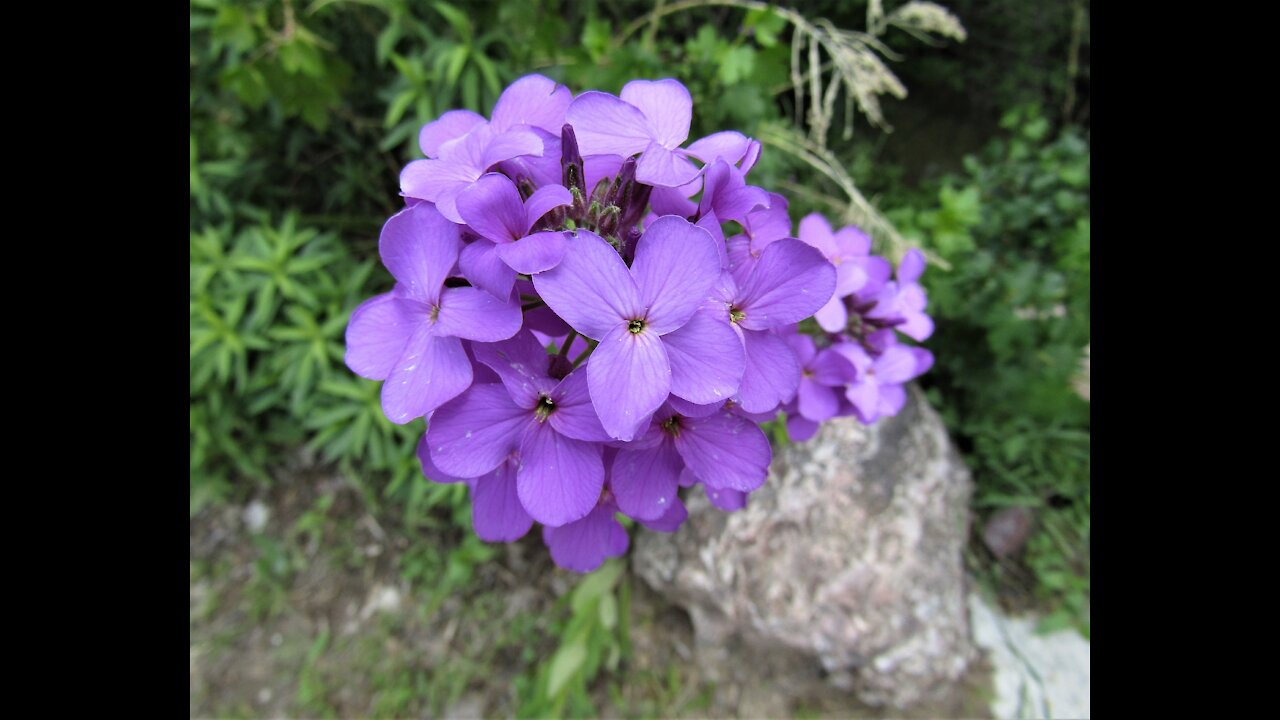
[635,386,977,709]
[969,593,1090,719]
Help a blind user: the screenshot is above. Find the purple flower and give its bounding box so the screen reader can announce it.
[719,239,837,413]
[566,79,752,187]
[725,193,793,285]
[697,158,771,224]
[863,249,934,341]
[423,331,613,527]
[345,203,522,424]
[797,214,893,333]
[454,173,573,298]
[400,75,572,223]
[833,340,933,423]
[785,331,856,423]
[542,492,630,573]
[610,404,771,521]
[532,216,735,440]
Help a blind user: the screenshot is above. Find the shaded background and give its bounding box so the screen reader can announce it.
[190,0,1089,716]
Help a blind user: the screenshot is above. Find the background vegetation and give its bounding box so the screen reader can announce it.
[190,0,1089,714]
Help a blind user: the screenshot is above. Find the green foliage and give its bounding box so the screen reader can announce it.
[517,560,630,718]
[893,105,1090,634]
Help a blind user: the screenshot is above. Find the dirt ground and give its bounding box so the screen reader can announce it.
[190,461,993,719]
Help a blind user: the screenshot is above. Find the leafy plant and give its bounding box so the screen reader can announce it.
[517,560,630,718]
[893,104,1090,634]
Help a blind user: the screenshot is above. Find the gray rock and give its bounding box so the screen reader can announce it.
[634,386,976,709]
[969,593,1090,719]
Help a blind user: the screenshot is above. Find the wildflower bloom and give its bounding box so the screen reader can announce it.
[345,202,521,423]
[532,216,731,441]
[345,74,934,573]
[566,79,752,187]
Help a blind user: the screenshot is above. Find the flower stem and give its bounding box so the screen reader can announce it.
[558,331,578,358]
[572,340,597,368]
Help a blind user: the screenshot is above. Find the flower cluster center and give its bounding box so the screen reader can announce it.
[628,319,645,334]
[534,394,556,421]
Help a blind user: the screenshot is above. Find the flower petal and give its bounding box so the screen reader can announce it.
[455,173,526,244]
[586,323,672,441]
[346,293,422,380]
[426,383,531,476]
[910,347,935,376]
[532,230,639,339]
[898,248,926,283]
[399,158,479,208]
[785,413,820,442]
[797,378,839,422]
[813,295,848,333]
[542,502,624,573]
[675,409,771,493]
[496,230,570,274]
[835,226,872,256]
[845,379,880,423]
[620,79,692,149]
[699,159,769,222]
[471,330,555,409]
[797,213,837,258]
[649,185,698,217]
[565,91,653,157]
[489,74,573,134]
[683,130,750,165]
[471,460,534,542]
[480,128,544,169]
[630,216,721,333]
[524,304,572,337]
[378,203,461,305]
[706,485,747,511]
[663,309,745,404]
[381,328,472,424]
[740,139,762,174]
[416,434,468,483]
[549,369,613,442]
[523,184,573,232]
[419,109,488,157]
[871,345,917,385]
[735,328,800,414]
[458,239,517,300]
[584,154,625,194]
[639,495,688,532]
[611,441,683,521]
[635,142,701,187]
[666,394,723,418]
[898,310,935,342]
[517,422,604,527]
[811,348,857,386]
[736,239,837,331]
[434,286,522,342]
[876,383,908,418]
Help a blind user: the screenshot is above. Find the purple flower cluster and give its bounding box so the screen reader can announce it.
[780,214,936,442]
[345,75,931,572]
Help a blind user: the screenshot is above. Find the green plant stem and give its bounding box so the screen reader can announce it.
[557,331,578,359]
[572,340,596,369]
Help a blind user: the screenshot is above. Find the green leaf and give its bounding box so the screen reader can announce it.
[745,7,787,47]
[433,2,473,42]
[598,592,617,631]
[582,18,611,61]
[570,559,622,614]
[547,640,587,698]
[717,45,756,85]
